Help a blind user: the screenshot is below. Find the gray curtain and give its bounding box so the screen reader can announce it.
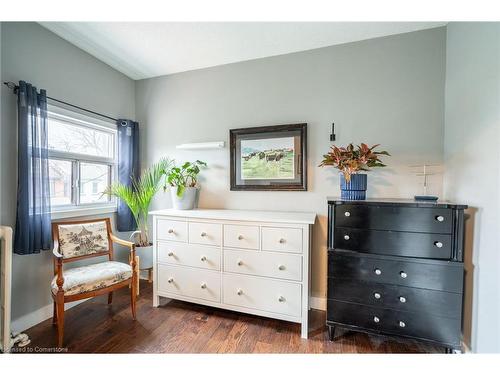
[116,119,140,231]
[14,81,52,255]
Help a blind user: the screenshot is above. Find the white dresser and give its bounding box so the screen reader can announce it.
[150,209,316,338]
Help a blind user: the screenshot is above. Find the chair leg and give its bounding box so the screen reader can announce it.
[52,302,57,325]
[130,280,137,320]
[108,292,113,304]
[56,294,65,347]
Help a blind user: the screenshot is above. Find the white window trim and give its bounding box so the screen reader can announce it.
[47,104,118,218]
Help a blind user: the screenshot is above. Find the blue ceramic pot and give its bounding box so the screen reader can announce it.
[340,173,367,200]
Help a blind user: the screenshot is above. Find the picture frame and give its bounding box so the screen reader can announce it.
[230,123,307,191]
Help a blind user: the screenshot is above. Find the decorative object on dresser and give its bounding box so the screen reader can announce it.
[326,198,467,353]
[410,164,441,201]
[230,123,307,191]
[319,144,390,200]
[163,160,207,210]
[151,209,316,338]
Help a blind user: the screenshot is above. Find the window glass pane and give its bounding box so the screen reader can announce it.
[80,163,110,204]
[48,118,113,158]
[49,159,72,206]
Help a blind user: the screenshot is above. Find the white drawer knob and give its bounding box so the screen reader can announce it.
[279,238,286,244]
[374,268,382,275]
[373,316,380,323]
[278,296,285,302]
[237,289,243,296]
[344,234,350,241]
[167,277,174,283]
[200,283,207,289]
[200,232,207,237]
[436,215,445,222]
[400,271,408,279]
[434,241,443,248]
[374,292,381,299]
[237,260,243,266]
[167,252,174,257]
[238,235,244,240]
[399,321,406,328]
[399,296,407,303]
[278,265,286,271]
[344,211,351,217]
[168,228,174,234]
[200,256,207,262]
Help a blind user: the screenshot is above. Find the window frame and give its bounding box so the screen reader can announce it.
[47,105,118,218]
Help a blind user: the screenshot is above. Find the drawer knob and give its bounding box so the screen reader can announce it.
[167,277,174,283]
[434,241,443,248]
[237,260,243,266]
[374,268,382,276]
[436,215,445,222]
[344,211,351,217]
[200,256,207,262]
[237,289,243,296]
[168,228,174,234]
[344,234,350,241]
[399,296,407,303]
[374,292,381,299]
[278,296,285,302]
[400,271,408,279]
[278,265,286,271]
[200,232,207,237]
[373,316,380,323]
[167,252,174,257]
[238,235,244,240]
[279,238,286,244]
[399,321,406,328]
[200,283,207,289]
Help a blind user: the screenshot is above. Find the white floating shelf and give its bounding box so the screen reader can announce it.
[176,141,225,150]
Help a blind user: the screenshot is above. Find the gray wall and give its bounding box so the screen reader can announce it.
[443,22,500,353]
[0,22,135,326]
[136,27,447,301]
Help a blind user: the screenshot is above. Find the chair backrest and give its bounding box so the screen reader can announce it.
[52,218,113,261]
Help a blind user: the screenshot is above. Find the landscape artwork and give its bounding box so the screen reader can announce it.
[240,137,295,180]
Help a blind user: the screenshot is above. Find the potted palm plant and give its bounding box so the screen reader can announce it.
[319,143,390,200]
[164,160,207,210]
[104,158,173,269]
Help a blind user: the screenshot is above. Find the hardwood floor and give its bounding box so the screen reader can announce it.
[21,281,442,353]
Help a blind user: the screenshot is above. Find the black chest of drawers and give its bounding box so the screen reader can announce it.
[326,198,467,352]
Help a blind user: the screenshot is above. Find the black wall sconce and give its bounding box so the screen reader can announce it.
[330,122,336,141]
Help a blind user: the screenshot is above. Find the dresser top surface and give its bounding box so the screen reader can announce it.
[327,197,467,209]
[150,208,317,224]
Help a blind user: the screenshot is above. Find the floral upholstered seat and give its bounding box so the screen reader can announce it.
[51,261,133,296]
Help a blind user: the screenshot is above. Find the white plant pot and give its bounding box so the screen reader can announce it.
[170,186,199,210]
[135,244,153,270]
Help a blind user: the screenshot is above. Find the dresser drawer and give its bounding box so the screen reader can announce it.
[224,249,302,281]
[223,274,301,317]
[157,264,221,302]
[188,222,222,247]
[223,224,259,250]
[261,227,303,253]
[327,300,461,346]
[157,219,188,242]
[157,242,220,271]
[335,204,453,234]
[329,251,463,293]
[328,278,462,318]
[334,227,452,259]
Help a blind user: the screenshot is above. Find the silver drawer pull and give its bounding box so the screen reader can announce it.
[399,321,406,328]
[373,316,380,323]
[279,238,286,244]
[344,211,351,217]
[374,268,382,275]
[237,260,243,266]
[168,228,174,234]
[278,265,286,271]
[278,296,285,302]
[238,235,244,240]
[399,296,407,303]
[434,241,443,248]
[374,292,381,299]
[436,215,445,222]
[344,234,350,241]
[400,271,408,279]
[200,256,207,262]
[237,289,243,296]
[200,232,207,237]
[167,277,174,283]
[200,283,207,289]
[167,252,174,257]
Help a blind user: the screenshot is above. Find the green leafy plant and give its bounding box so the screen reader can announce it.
[319,143,390,183]
[103,157,174,247]
[164,160,207,198]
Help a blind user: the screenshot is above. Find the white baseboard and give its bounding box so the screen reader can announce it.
[309,296,326,311]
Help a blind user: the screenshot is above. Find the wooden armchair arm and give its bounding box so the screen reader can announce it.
[110,233,135,250]
[52,241,64,294]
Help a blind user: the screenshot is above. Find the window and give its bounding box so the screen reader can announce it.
[47,106,117,214]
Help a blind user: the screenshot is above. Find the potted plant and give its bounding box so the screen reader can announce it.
[104,158,173,269]
[164,160,207,210]
[319,143,390,200]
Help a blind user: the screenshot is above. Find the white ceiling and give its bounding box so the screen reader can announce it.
[40,22,446,80]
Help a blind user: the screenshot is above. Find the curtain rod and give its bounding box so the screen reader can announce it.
[3,81,118,122]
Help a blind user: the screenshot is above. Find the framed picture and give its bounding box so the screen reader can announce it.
[230,123,307,191]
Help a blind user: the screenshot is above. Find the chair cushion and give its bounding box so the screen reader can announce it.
[51,261,132,296]
[57,221,109,259]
